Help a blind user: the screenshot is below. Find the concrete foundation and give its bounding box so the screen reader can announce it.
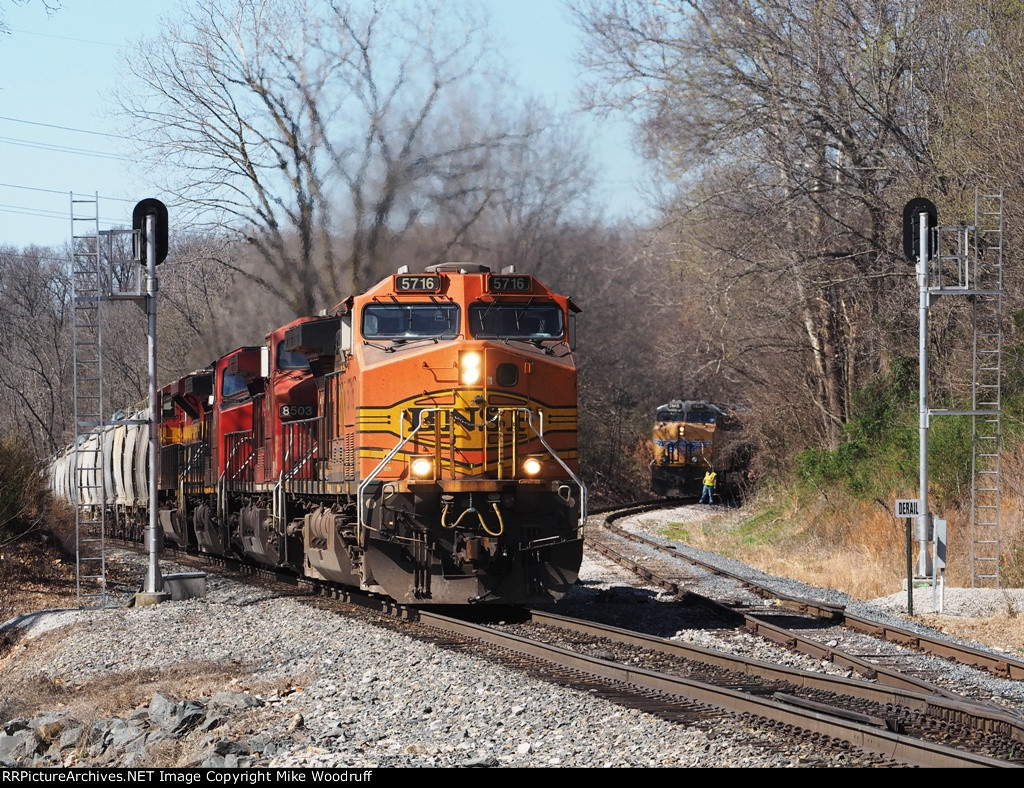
[133,591,172,607]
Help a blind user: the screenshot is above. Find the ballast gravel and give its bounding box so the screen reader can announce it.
[1,505,1021,769]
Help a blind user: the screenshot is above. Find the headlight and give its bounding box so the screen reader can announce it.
[460,351,482,385]
[410,456,434,478]
[522,457,543,476]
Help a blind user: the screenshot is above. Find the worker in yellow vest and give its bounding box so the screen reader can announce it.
[700,469,717,504]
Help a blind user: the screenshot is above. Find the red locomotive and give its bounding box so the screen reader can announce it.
[53,263,586,606]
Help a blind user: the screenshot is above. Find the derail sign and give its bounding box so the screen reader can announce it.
[895,499,921,517]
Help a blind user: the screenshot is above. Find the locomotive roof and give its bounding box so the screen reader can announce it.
[657,399,726,413]
[424,262,490,273]
[325,262,578,314]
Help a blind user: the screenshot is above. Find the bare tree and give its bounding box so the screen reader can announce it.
[571,0,949,450]
[0,245,73,455]
[921,0,1024,311]
[0,1,62,36]
[116,0,570,315]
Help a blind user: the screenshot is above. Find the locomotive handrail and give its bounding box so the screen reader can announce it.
[280,416,320,483]
[175,441,205,516]
[386,404,587,531]
[356,412,430,534]
[281,441,318,480]
[518,408,588,529]
[223,430,257,481]
[217,432,256,526]
[391,405,585,528]
[274,417,320,532]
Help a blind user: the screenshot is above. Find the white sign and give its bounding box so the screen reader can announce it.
[895,499,920,517]
[933,518,947,570]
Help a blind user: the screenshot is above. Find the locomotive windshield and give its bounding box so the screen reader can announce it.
[656,402,722,423]
[469,303,564,339]
[222,372,248,399]
[362,303,460,339]
[277,344,310,371]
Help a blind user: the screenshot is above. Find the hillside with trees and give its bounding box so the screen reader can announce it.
[4,0,1024,592]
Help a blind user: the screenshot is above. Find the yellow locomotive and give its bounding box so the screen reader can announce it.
[650,399,728,497]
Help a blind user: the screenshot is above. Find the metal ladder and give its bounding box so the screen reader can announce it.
[931,189,1004,588]
[970,190,1004,588]
[70,192,108,608]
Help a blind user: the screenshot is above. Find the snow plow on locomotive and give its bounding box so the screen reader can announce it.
[50,263,586,606]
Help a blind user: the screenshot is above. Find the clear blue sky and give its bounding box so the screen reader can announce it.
[0,0,647,250]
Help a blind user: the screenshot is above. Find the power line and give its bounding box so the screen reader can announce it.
[0,203,127,225]
[0,114,137,141]
[0,135,130,161]
[0,182,70,197]
[0,202,70,219]
[0,182,135,203]
[0,120,145,210]
[8,26,124,49]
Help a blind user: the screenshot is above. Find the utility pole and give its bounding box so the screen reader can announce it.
[133,199,171,607]
[899,197,937,614]
[916,207,933,583]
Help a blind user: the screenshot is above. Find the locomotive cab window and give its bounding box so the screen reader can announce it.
[469,303,564,340]
[362,303,460,339]
[222,372,249,400]
[277,345,310,371]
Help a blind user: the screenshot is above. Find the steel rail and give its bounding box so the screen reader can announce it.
[528,609,1024,744]
[596,502,1024,684]
[129,537,1023,766]
[416,608,1017,768]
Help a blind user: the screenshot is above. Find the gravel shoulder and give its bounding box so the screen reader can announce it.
[2,503,1023,768]
[0,545,867,769]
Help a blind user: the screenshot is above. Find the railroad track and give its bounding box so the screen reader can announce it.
[584,501,1024,708]
[119,532,1024,767]
[270,582,1019,767]
[412,607,1023,767]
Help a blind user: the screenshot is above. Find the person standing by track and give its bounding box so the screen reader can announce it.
[699,468,717,504]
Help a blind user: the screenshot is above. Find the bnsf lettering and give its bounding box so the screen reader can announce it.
[280,404,315,419]
[408,408,489,431]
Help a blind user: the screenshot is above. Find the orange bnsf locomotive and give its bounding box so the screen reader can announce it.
[51,263,586,606]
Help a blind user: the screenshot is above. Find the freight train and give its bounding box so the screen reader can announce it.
[48,262,586,606]
[649,399,731,498]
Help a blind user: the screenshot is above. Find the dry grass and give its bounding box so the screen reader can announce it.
[2,651,251,717]
[664,489,906,600]
[0,534,79,624]
[0,522,329,767]
[672,485,1024,601]
[662,487,1024,653]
